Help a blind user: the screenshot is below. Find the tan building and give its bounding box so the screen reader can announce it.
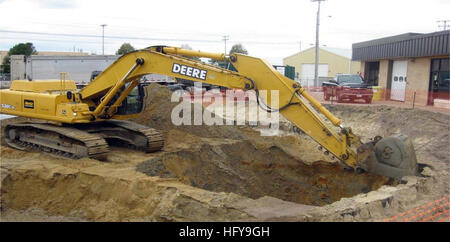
[353,31,450,108]
[283,46,360,87]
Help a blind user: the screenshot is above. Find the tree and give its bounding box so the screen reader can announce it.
[208,43,248,66]
[229,43,248,55]
[208,43,248,67]
[2,42,37,73]
[116,43,135,55]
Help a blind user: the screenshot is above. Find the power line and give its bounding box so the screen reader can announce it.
[14,17,304,39]
[0,29,300,46]
[437,20,450,31]
[0,36,100,44]
[0,29,220,43]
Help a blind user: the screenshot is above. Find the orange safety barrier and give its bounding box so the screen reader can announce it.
[384,195,450,222]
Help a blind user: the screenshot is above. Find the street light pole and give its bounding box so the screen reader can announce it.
[100,24,107,55]
[311,0,326,87]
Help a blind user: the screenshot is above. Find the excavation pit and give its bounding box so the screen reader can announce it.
[136,139,395,206]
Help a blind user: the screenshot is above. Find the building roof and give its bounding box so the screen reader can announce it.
[22,55,118,60]
[353,33,423,48]
[36,51,89,56]
[1,51,89,65]
[284,46,353,60]
[352,30,450,61]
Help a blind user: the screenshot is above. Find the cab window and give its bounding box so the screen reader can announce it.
[116,85,144,115]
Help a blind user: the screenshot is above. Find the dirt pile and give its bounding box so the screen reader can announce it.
[324,104,450,165]
[131,83,250,140]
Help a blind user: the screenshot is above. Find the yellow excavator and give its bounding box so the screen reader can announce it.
[0,46,418,179]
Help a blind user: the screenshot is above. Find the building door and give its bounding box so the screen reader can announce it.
[390,60,408,101]
[301,64,328,87]
[364,61,379,86]
[428,58,450,105]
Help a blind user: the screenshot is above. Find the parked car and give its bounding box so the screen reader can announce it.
[322,74,373,103]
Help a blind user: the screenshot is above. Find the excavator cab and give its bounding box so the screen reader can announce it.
[115,84,145,116]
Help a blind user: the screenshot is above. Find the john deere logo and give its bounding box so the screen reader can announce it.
[24,99,34,109]
[172,63,207,80]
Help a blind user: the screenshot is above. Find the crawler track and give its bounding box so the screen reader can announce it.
[4,120,164,160]
[5,123,109,160]
[82,120,164,153]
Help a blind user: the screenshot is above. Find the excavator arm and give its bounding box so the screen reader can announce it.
[80,47,358,164]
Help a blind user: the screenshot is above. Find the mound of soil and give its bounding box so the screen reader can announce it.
[324,105,450,165]
[131,83,251,140]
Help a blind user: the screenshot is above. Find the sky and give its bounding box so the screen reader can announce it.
[0,0,449,65]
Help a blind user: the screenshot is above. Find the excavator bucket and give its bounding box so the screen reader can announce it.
[359,134,418,179]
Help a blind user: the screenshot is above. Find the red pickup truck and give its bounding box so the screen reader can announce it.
[322,74,373,104]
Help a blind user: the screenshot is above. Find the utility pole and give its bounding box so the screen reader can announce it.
[437,20,450,30]
[100,24,107,55]
[311,0,326,87]
[298,41,302,52]
[222,35,229,55]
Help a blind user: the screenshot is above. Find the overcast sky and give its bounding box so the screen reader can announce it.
[0,0,448,64]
